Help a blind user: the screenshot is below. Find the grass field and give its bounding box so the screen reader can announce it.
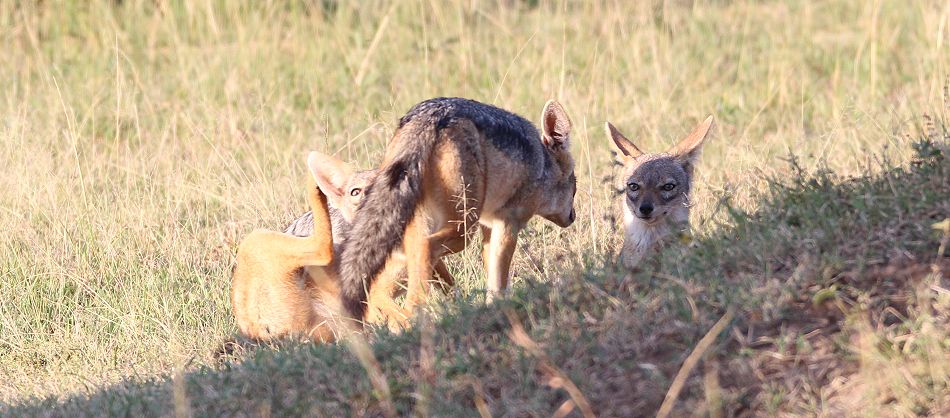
[1,0,948,416]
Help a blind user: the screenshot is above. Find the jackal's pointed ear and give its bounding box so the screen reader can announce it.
[669,115,714,172]
[541,100,572,151]
[306,151,355,208]
[605,122,643,158]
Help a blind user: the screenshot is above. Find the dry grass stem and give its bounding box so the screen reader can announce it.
[656,307,735,418]
[505,309,596,418]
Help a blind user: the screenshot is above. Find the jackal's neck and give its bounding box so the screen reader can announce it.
[620,205,689,271]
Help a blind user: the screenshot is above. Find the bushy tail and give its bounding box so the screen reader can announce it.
[339,122,440,321]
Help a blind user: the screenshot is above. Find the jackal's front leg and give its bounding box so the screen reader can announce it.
[485,220,521,302]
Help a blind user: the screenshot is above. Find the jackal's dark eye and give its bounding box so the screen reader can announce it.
[349,188,362,197]
[661,183,676,191]
[627,182,640,192]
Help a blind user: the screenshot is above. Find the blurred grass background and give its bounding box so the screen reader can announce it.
[0,0,948,406]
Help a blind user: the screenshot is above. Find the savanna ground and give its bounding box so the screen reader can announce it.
[1,0,948,416]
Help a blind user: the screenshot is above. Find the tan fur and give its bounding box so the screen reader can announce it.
[230,152,460,341]
[379,101,576,316]
[230,174,344,341]
[606,116,714,271]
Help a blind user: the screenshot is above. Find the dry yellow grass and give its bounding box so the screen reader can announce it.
[0,0,948,406]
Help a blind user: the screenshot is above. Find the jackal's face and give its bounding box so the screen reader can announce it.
[332,170,377,222]
[538,100,577,228]
[605,116,714,226]
[619,156,692,224]
[306,151,377,222]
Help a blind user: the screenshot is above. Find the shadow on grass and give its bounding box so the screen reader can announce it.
[4,135,948,417]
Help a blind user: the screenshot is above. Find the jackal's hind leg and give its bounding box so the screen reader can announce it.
[232,230,325,340]
[403,218,434,314]
[432,260,455,294]
[428,227,466,293]
[246,230,333,267]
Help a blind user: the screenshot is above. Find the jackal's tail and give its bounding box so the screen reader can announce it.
[338,121,440,321]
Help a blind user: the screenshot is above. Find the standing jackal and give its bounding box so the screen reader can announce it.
[605,116,714,271]
[339,97,577,321]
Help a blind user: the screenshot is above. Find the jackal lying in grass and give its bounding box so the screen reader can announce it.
[606,116,714,271]
[230,152,456,341]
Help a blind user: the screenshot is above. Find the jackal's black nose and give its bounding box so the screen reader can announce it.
[639,204,654,216]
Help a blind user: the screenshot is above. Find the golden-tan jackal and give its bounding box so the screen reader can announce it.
[230,152,457,341]
[605,116,714,270]
[230,152,342,341]
[339,97,577,322]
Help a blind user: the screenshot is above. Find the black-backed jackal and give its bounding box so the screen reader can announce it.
[338,97,578,323]
[605,116,714,270]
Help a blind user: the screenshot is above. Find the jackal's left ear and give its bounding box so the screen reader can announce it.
[669,115,714,171]
[306,151,355,206]
[541,100,572,151]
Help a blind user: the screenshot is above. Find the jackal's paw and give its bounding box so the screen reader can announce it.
[485,289,505,304]
[387,311,412,332]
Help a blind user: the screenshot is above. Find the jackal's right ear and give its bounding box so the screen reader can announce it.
[306,151,355,206]
[668,115,714,172]
[541,100,572,151]
[605,122,643,158]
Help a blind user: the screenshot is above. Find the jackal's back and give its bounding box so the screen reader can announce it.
[398,97,547,173]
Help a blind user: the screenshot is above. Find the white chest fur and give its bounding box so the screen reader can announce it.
[620,204,689,271]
